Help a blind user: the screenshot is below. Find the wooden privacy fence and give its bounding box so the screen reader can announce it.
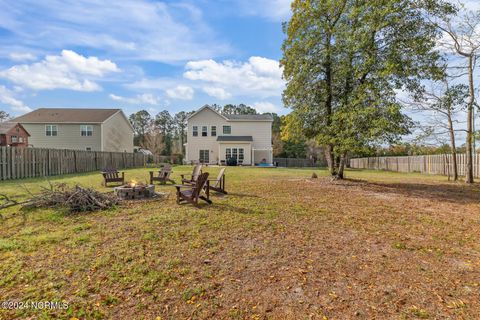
[350,153,480,178]
[0,147,146,181]
[273,157,327,168]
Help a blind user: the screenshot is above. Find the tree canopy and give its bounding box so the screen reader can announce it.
[281,0,455,178]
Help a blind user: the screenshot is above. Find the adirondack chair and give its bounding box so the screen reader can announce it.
[149,165,175,185]
[181,164,202,184]
[101,167,125,187]
[175,172,212,206]
[207,167,227,194]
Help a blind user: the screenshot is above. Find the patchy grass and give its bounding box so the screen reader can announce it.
[0,166,480,319]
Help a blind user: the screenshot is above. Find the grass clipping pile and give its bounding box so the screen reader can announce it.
[24,183,119,213]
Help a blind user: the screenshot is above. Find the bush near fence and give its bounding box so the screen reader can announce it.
[273,157,327,168]
[350,153,480,178]
[0,146,148,181]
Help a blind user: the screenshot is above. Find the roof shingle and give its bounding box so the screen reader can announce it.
[216,136,253,142]
[12,108,121,123]
[0,122,17,134]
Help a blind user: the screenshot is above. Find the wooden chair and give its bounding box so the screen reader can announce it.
[101,167,125,187]
[181,164,202,184]
[175,172,212,207]
[207,168,227,194]
[149,165,175,185]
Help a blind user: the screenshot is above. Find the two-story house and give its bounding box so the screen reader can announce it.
[185,106,273,165]
[12,108,134,152]
[0,122,30,147]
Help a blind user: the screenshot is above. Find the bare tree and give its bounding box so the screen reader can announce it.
[434,6,480,183]
[408,81,468,180]
[0,110,10,122]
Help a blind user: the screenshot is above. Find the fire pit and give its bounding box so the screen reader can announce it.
[114,181,156,200]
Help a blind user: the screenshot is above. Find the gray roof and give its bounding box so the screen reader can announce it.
[0,122,17,134]
[217,136,253,142]
[225,114,273,121]
[12,108,121,123]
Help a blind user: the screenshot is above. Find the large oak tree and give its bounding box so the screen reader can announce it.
[281,0,455,179]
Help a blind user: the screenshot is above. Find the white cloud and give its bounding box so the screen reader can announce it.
[0,85,32,114]
[0,50,120,91]
[8,52,36,62]
[166,85,194,100]
[109,93,159,105]
[202,87,232,100]
[184,56,284,98]
[0,1,229,63]
[237,0,292,21]
[253,101,281,113]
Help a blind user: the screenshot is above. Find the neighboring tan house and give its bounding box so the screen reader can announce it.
[185,106,273,165]
[12,108,134,152]
[0,122,30,147]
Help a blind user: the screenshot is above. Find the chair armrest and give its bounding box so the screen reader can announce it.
[174,184,192,188]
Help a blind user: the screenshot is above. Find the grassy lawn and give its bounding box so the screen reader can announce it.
[1,166,479,319]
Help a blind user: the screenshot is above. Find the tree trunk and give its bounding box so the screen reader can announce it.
[465,55,475,184]
[325,145,335,176]
[323,29,339,178]
[447,108,458,181]
[336,154,347,179]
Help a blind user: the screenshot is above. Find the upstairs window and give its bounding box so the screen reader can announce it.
[211,126,216,136]
[46,125,58,136]
[202,126,208,137]
[81,125,93,136]
[11,135,18,143]
[192,126,198,136]
[19,137,24,143]
[223,125,231,134]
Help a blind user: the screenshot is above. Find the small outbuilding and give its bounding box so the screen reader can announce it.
[0,122,30,147]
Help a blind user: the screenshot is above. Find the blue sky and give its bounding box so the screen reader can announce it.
[0,0,291,117]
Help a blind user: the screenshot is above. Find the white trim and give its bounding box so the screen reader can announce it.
[187,105,229,121]
[222,125,232,135]
[80,124,93,137]
[227,119,273,122]
[45,124,58,136]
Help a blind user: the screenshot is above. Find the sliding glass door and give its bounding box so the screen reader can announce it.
[225,147,245,164]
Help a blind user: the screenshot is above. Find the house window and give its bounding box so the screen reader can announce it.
[46,125,58,136]
[199,150,209,163]
[19,137,24,143]
[80,125,93,136]
[211,126,216,136]
[239,148,244,161]
[86,147,92,151]
[226,148,232,159]
[202,126,208,137]
[11,135,18,143]
[232,148,238,160]
[223,125,231,134]
[192,126,198,137]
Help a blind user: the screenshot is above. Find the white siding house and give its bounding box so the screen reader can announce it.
[12,108,134,152]
[185,106,273,165]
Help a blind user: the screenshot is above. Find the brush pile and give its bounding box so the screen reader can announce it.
[24,183,119,213]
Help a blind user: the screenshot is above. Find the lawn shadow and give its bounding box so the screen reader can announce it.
[343,178,480,205]
[225,192,261,199]
[212,203,257,215]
